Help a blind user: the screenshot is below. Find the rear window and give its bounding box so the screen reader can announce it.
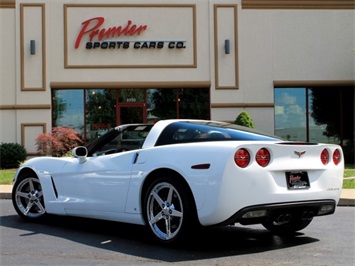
[155,121,281,146]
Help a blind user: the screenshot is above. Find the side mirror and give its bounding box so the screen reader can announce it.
[72,146,88,164]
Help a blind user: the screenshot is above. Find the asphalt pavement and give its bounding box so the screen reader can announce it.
[1,181,354,206]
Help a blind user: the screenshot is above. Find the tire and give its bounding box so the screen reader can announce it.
[12,172,46,221]
[142,176,197,245]
[262,211,313,235]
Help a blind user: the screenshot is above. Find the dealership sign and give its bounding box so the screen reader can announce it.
[75,17,186,50]
[65,5,195,68]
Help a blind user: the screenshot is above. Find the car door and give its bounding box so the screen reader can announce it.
[56,152,135,215]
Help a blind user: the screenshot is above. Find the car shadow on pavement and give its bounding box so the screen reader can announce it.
[0,213,319,263]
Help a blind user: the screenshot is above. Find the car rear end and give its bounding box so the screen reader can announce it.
[200,141,344,227]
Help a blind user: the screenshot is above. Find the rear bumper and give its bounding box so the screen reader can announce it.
[218,199,336,226]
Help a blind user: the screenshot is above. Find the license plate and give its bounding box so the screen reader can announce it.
[285,171,310,189]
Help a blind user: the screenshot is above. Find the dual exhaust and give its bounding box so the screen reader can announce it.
[273,210,314,225]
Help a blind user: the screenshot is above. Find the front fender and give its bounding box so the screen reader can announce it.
[14,157,71,215]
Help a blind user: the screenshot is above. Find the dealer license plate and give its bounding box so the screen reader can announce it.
[285,171,310,189]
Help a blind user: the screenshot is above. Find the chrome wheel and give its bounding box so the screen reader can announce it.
[13,176,46,220]
[146,181,184,241]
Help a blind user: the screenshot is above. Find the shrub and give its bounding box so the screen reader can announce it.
[0,142,27,169]
[234,111,255,128]
[36,127,83,157]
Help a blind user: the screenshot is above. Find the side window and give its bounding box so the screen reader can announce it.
[93,132,144,156]
[120,131,145,150]
[92,134,123,156]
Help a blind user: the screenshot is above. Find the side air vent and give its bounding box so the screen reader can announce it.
[51,177,58,198]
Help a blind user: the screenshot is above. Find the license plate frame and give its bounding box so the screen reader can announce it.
[285,171,310,190]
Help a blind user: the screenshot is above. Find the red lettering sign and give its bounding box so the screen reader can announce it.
[75,17,148,48]
[290,174,301,182]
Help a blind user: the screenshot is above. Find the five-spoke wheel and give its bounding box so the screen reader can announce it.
[143,176,196,244]
[12,173,46,220]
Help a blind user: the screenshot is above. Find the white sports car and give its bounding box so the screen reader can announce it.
[12,119,344,244]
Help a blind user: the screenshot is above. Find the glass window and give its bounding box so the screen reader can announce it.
[275,86,354,165]
[52,89,84,134]
[147,88,178,120]
[52,87,211,144]
[178,88,210,120]
[119,88,145,103]
[86,89,117,142]
[274,88,307,141]
[147,88,210,121]
[156,121,280,146]
[308,89,331,143]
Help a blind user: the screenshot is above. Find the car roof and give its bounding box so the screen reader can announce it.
[142,119,281,148]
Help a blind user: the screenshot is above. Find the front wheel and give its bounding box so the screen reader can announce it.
[143,177,197,244]
[12,172,46,221]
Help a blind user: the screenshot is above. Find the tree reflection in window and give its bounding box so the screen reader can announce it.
[275,87,354,164]
[86,89,117,140]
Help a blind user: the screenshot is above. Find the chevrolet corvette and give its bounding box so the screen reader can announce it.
[12,119,344,244]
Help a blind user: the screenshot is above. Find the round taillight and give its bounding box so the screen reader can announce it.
[320,149,329,165]
[256,148,270,167]
[234,148,250,168]
[333,149,341,165]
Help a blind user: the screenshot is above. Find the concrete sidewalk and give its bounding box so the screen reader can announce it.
[1,184,354,206]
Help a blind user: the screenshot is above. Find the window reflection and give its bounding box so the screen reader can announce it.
[52,88,210,144]
[308,89,330,143]
[86,89,117,142]
[275,86,354,165]
[147,88,210,120]
[274,88,306,141]
[147,88,177,119]
[52,89,84,134]
[119,88,145,102]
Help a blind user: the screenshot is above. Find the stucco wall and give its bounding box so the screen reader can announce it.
[1,0,354,150]
[212,6,355,133]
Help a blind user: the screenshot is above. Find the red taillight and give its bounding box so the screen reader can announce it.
[234,148,250,168]
[256,148,270,167]
[320,149,329,165]
[333,149,341,165]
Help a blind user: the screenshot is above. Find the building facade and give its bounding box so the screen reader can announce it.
[0,0,354,163]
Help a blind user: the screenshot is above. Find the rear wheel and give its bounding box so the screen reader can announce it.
[143,176,197,245]
[12,172,46,221]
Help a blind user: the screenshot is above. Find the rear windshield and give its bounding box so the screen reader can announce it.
[155,121,281,146]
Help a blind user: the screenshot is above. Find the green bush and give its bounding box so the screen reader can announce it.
[234,111,255,128]
[0,142,27,169]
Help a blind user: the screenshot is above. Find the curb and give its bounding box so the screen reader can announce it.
[0,192,11,200]
[338,198,355,207]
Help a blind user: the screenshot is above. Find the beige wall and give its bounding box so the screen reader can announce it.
[212,4,355,133]
[1,0,354,152]
[0,6,17,143]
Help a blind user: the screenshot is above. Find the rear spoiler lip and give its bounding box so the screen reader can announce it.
[276,142,319,145]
